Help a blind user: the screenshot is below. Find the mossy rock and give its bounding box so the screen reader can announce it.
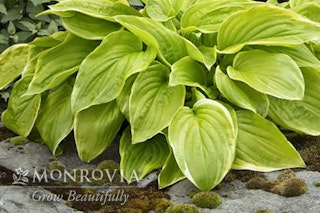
[165,204,200,213]
[152,198,173,213]
[192,191,222,209]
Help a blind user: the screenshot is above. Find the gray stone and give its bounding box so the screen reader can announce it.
[168,171,320,213]
[0,186,83,213]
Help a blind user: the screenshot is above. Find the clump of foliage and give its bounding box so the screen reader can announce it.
[0,0,63,52]
[165,204,200,213]
[1,0,320,191]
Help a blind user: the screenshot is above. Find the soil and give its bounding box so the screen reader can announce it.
[0,99,320,212]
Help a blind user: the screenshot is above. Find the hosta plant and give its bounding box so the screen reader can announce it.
[1,0,320,191]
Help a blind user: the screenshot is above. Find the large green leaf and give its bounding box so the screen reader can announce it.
[227,50,304,100]
[120,128,169,182]
[62,12,121,40]
[233,110,305,171]
[268,68,320,136]
[252,44,320,69]
[1,75,41,137]
[215,66,269,116]
[36,82,74,155]
[130,63,185,143]
[181,0,258,33]
[116,74,137,120]
[114,15,203,65]
[293,3,320,23]
[145,0,175,22]
[170,57,207,90]
[0,44,28,90]
[169,99,237,190]
[71,31,156,113]
[74,101,124,162]
[26,34,99,95]
[158,149,185,189]
[46,0,140,20]
[218,5,320,53]
[290,0,320,8]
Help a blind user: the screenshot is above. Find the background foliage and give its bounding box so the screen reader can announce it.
[1,0,320,191]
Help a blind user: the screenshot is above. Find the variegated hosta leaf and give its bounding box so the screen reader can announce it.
[114,15,203,65]
[181,0,258,33]
[215,66,269,116]
[62,12,121,40]
[218,5,320,53]
[29,32,67,48]
[227,50,304,100]
[130,63,185,143]
[116,74,137,120]
[170,57,207,89]
[252,44,320,69]
[170,0,196,14]
[293,3,320,23]
[145,0,175,22]
[1,75,41,137]
[74,101,124,162]
[290,0,320,8]
[120,128,169,182]
[233,110,305,171]
[36,82,74,155]
[26,34,99,95]
[269,68,320,136]
[0,44,28,90]
[45,0,140,21]
[158,150,185,189]
[169,99,237,190]
[71,31,156,113]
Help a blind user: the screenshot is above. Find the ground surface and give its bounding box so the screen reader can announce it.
[0,99,320,213]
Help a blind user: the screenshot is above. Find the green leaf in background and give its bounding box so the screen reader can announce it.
[170,56,214,97]
[1,75,41,137]
[46,0,140,20]
[114,15,202,65]
[227,50,304,100]
[145,0,175,22]
[293,3,320,23]
[158,149,185,189]
[116,74,137,120]
[181,0,258,33]
[62,12,121,40]
[36,82,74,155]
[120,128,169,182]
[26,33,99,95]
[269,68,320,136]
[252,44,320,69]
[74,101,124,162]
[218,5,320,53]
[130,63,185,143]
[0,44,29,90]
[71,30,156,113]
[169,99,237,190]
[215,66,269,116]
[233,110,305,171]
[290,0,320,8]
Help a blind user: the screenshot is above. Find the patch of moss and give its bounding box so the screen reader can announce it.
[277,178,307,197]
[9,136,29,145]
[125,198,150,212]
[49,160,66,172]
[314,182,320,187]
[246,176,267,189]
[120,208,143,213]
[246,169,307,197]
[255,209,272,213]
[152,198,173,213]
[192,191,222,209]
[97,160,120,170]
[165,204,200,213]
[188,189,201,198]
